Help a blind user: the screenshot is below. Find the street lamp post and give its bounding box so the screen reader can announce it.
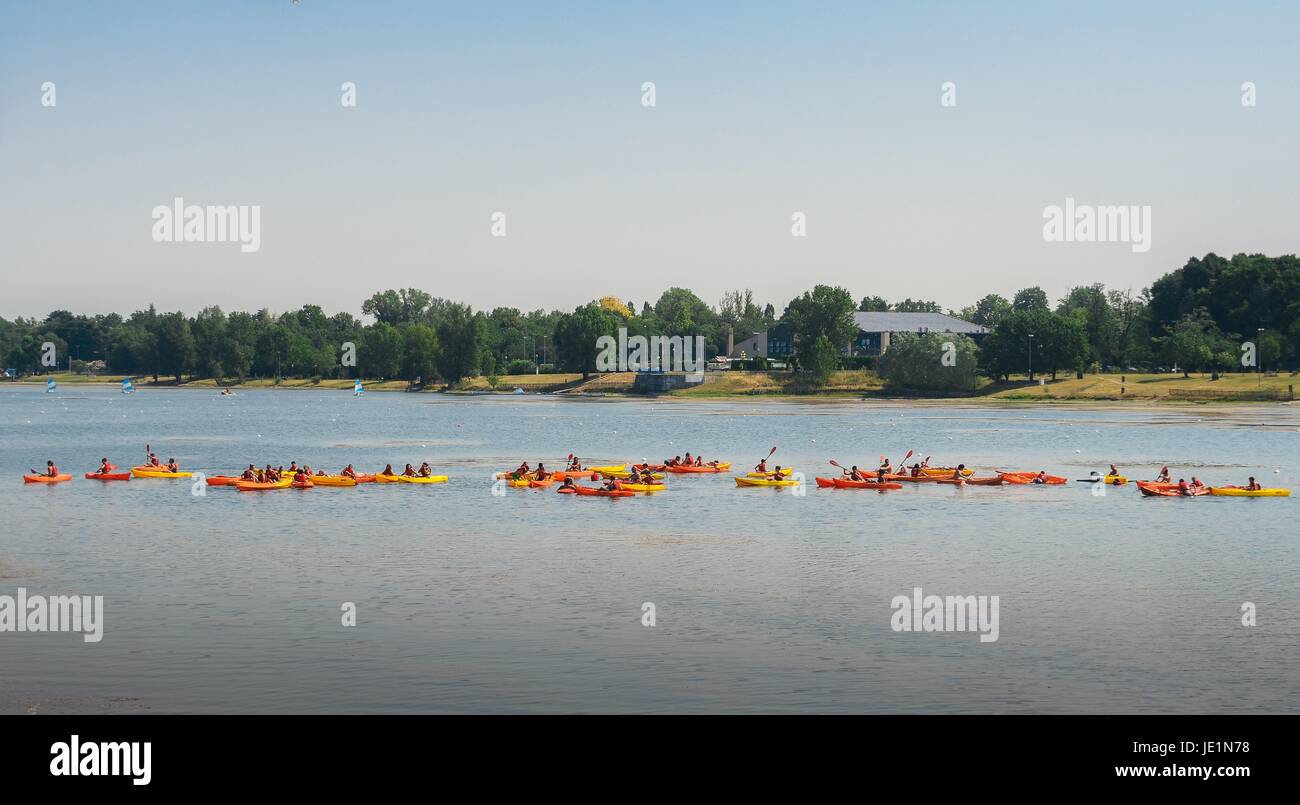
[1028,334,1035,383]
[1257,327,1264,385]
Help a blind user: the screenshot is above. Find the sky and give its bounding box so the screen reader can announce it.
[2,1,1299,321]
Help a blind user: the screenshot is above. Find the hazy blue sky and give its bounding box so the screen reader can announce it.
[2,1,1298,320]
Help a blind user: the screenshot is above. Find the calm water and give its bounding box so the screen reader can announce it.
[1,385,1297,713]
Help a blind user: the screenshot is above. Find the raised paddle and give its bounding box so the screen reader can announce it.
[829,459,852,477]
[756,445,777,470]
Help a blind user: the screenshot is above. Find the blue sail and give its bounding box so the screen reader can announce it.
[121,378,135,394]
[46,377,56,392]
[353,379,364,395]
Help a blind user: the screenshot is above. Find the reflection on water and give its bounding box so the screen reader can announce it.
[0,386,1296,713]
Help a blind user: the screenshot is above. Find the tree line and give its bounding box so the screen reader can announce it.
[2,253,1295,387]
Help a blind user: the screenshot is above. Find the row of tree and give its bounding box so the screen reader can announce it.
[2,253,1295,385]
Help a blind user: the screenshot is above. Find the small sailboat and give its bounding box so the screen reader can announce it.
[46,377,56,393]
[354,379,365,396]
[121,377,135,394]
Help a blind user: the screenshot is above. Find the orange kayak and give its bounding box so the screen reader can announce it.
[1000,471,1066,484]
[528,477,554,488]
[1138,481,1209,497]
[24,474,72,484]
[665,463,731,474]
[572,485,634,497]
[816,477,902,490]
[935,476,1005,486]
[85,472,131,481]
[206,475,241,486]
[552,469,596,481]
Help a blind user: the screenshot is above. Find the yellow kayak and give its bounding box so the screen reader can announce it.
[1104,475,1128,485]
[1209,487,1291,497]
[602,470,664,480]
[921,467,973,477]
[589,465,626,474]
[395,475,447,484]
[131,467,193,479]
[746,467,794,478]
[506,478,532,488]
[309,475,358,487]
[734,476,799,488]
[617,483,666,492]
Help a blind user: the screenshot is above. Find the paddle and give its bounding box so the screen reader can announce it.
[756,445,777,472]
[889,449,913,473]
[829,459,852,477]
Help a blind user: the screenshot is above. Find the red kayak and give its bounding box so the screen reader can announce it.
[205,475,241,486]
[556,486,577,494]
[84,472,131,481]
[572,485,634,497]
[1137,481,1209,497]
[816,477,902,490]
[1000,471,1066,485]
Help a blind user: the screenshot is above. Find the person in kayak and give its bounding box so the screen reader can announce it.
[1246,476,1261,491]
[93,457,113,475]
[1177,478,1190,495]
[1032,470,1047,484]
[242,465,257,481]
[1110,474,1124,485]
[559,476,576,491]
[755,458,769,473]
[254,468,266,483]
[379,463,395,477]
[31,460,59,477]
[1190,476,1204,488]
[293,469,307,483]
[910,463,924,478]
[839,465,863,481]
[166,457,181,473]
[1156,466,1171,483]
[876,466,887,483]
[602,476,621,491]
[879,459,893,475]
[148,452,162,467]
[683,453,694,466]
[567,456,582,471]
[419,462,432,477]
[287,462,299,474]
[950,464,967,480]
[532,463,549,480]
[401,463,416,477]
[1108,464,1120,477]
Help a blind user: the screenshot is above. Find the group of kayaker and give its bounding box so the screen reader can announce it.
[664,453,722,468]
[378,462,436,478]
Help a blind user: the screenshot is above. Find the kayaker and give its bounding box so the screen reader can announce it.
[341,464,357,479]
[288,462,299,473]
[560,476,576,491]
[1109,464,1120,477]
[684,453,694,466]
[667,456,681,467]
[1190,477,1204,488]
[755,458,769,473]
[94,457,113,475]
[1156,466,1171,483]
[402,464,417,477]
[880,459,893,475]
[1032,470,1047,484]
[1177,478,1190,495]
[951,464,967,480]
[31,460,59,478]
[380,463,395,477]
[166,457,180,473]
[1246,477,1261,491]
[602,477,620,491]
[772,464,783,478]
[241,466,257,481]
[920,456,931,469]
[910,463,923,478]
[419,462,432,477]
[842,465,863,481]
[148,453,161,467]
[516,461,531,475]
[255,468,266,483]
[567,457,582,471]
[1110,475,1123,485]
[294,470,307,483]
[695,456,705,467]
[876,467,887,483]
[301,464,312,477]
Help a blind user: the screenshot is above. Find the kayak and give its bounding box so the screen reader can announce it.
[746,467,793,478]
[24,474,72,484]
[131,466,193,479]
[353,474,377,484]
[205,475,241,486]
[1209,486,1291,497]
[572,485,634,497]
[291,480,314,489]
[734,476,799,487]
[397,475,447,484]
[309,475,358,487]
[527,478,554,488]
[556,486,576,494]
[236,478,292,491]
[819,477,903,490]
[552,469,596,481]
[887,474,943,483]
[1000,471,1066,484]
[1137,481,1209,497]
[934,476,1005,486]
[1077,475,1128,485]
[85,472,131,481]
[372,474,404,484]
[920,467,973,477]
[665,463,731,474]
[589,465,626,474]
[506,478,531,488]
[616,482,666,492]
[632,463,667,472]
[601,470,665,480]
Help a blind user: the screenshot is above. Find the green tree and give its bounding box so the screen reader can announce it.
[361,322,403,379]
[154,311,195,381]
[879,332,979,391]
[401,323,441,382]
[858,295,890,312]
[554,303,620,379]
[1012,286,1050,312]
[782,285,857,359]
[435,303,479,382]
[804,335,840,386]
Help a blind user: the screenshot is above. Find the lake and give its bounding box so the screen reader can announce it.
[1,385,1296,713]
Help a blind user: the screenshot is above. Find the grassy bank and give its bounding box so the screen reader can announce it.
[11,370,1297,403]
